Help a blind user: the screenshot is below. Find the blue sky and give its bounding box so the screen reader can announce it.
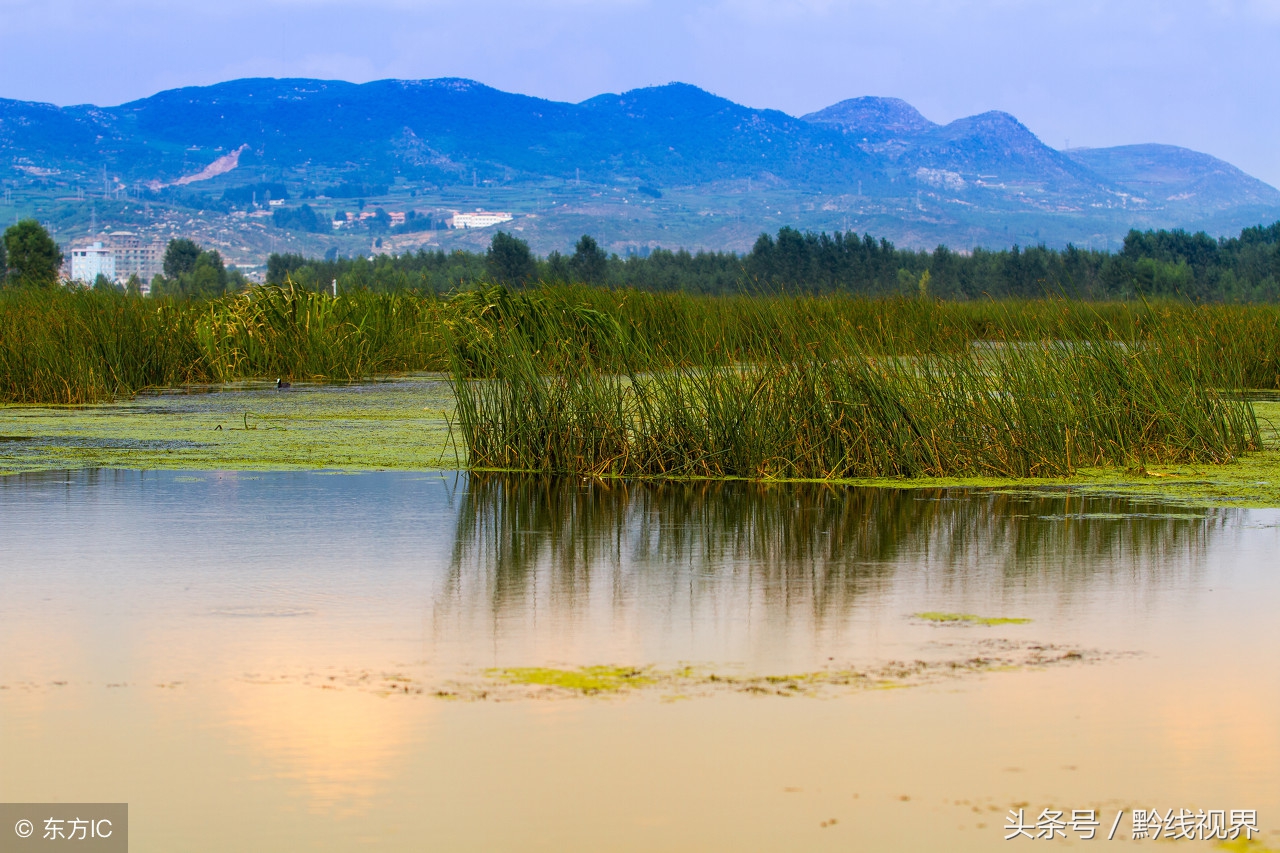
[3,0,1279,185]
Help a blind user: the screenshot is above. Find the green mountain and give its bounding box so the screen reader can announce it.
[2,79,1277,261]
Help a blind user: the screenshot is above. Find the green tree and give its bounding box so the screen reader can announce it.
[544,250,570,282]
[93,273,119,292]
[125,273,143,296]
[272,203,326,234]
[184,250,228,299]
[3,219,63,287]
[152,247,228,299]
[570,234,608,283]
[163,238,201,278]
[487,231,536,284]
[0,232,7,285]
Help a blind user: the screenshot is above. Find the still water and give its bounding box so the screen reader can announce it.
[1,470,1277,851]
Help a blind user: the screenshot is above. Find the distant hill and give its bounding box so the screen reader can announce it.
[806,100,1125,197]
[2,78,1278,257]
[803,96,937,139]
[3,79,876,189]
[1066,143,1280,212]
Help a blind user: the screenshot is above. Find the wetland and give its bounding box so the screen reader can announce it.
[3,288,1280,850]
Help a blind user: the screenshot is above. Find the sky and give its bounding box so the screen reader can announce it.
[3,0,1280,185]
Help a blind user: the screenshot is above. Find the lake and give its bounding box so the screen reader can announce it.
[1,470,1277,851]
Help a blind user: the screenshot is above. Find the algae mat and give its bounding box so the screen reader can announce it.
[0,375,458,473]
[4,376,1280,509]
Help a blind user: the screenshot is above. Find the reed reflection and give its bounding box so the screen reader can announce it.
[431,475,1232,669]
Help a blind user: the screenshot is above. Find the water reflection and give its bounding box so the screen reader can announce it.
[3,469,1276,851]
[433,475,1232,669]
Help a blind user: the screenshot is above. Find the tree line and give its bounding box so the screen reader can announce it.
[6,217,1280,301]
[265,221,1280,301]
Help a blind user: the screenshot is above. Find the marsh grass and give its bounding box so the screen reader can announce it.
[194,282,446,382]
[450,288,1261,479]
[0,287,202,403]
[3,279,1279,488]
[0,284,448,403]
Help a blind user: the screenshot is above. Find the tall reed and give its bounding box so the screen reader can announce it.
[0,284,450,403]
[450,292,1260,479]
[193,282,448,381]
[0,288,203,403]
[6,281,1280,418]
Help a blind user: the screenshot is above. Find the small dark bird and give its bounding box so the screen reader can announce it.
[276,378,291,390]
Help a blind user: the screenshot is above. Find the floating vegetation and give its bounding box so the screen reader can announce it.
[1216,840,1280,853]
[473,646,1091,699]
[0,378,456,474]
[486,665,656,694]
[225,640,1097,703]
[442,642,1094,701]
[915,612,1033,626]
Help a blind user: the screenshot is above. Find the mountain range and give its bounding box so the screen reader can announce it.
[2,78,1277,257]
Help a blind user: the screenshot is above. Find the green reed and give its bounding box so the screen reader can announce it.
[6,278,1280,463]
[0,284,450,403]
[193,282,447,382]
[449,289,1262,479]
[0,288,203,403]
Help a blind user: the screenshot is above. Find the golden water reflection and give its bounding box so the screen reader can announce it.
[1,470,1276,851]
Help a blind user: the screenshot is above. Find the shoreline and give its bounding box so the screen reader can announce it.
[4,378,1279,508]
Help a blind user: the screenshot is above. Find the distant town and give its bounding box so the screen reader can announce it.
[58,209,517,292]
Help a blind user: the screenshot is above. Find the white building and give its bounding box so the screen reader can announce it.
[107,232,164,283]
[70,243,115,284]
[450,209,513,229]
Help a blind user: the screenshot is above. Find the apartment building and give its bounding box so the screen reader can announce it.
[69,242,115,283]
[107,232,164,282]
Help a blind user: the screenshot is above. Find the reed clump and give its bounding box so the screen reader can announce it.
[193,282,447,382]
[5,277,1280,446]
[449,291,1261,479]
[0,283,450,403]
[0,287,203,403]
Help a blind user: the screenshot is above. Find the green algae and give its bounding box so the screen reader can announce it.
[225,641,1099,703]
[486,666,656,694]
[467,643,1094,700]
[915,612,1033,627]
[0,375,458,474]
